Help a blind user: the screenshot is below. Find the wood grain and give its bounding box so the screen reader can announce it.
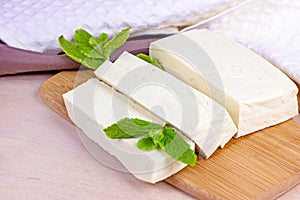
[39,70,300,200]
[297,82,300,112]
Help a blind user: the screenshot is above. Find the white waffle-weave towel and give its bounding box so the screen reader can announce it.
[0,0,235,53]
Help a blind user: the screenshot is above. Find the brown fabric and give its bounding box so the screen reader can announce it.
[0,37,158,76]
[0,44,80,76]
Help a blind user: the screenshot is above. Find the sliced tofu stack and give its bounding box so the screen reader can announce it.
[94,52,237,158]
[63,78,195,183]
[150,29,299,137]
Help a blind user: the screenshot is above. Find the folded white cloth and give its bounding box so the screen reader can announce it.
[209,0,300,84]
[0,0,236,53]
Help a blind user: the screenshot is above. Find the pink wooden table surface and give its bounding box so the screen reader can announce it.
[0,73,299,200]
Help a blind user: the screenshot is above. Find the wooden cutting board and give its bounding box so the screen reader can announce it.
[39,70,300,200]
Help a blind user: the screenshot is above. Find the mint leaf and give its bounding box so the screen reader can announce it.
[137,137,158,150]
[117,118,163,137]
[88,37,98,47]
[74,29,104,59]
[103,124,134,139]
[58,36,86,64]
[136,53,163,70]
[104,118,163,139]
[59,33,104,68]
[98,33,109,43]
[88,37,105,58]
[137,126,197,166]
[103,27,131,59]
[82,57,105,70]
[74,29,92,51]
[177,148,197,167]
[103,118,197,166]
[58,27,130,69]
[160,126,197,166]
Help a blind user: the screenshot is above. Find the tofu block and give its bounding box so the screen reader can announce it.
[63,78,194,183]
[94,52,237,158]
[150,29,299,137]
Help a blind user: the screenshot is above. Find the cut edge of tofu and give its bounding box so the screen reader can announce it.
[62,78,195,183]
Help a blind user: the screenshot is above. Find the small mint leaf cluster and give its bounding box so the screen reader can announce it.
[104,118,197,166]
[58,27,130,69]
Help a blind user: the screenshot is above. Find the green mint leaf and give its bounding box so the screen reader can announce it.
[103,124,135,139]
[98,33,109,43]
[87,32,108,47]
[160,126,197,166]
[74,29,104,59]
[117,118,163,137]
[104,118,163,139]
[74,29,92,50]
[138,129,165,151]
[137,137,158,150]
[58,36,104,69]
[58,36,86,64]
[82,57,105,70]
[103,27,131,59]
[89,37,105,57]
[103,118,197,166]
[136,53,163,70]
[177,148,197,167]
[88,37,101,47]
[137,123,197,166]
[59,27,131,69]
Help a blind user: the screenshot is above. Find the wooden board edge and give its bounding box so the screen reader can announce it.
[258,172,300,200]
[39,72,71,122]
[297,82,300,112]
[39,70,95,123]
[165,176,222,200]
[165,166,300,200]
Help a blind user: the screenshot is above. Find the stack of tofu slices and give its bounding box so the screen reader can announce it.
[63,29,299,183]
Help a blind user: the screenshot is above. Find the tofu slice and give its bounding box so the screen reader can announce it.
[63,78,194,183]
[150,29,299,137]
[94,52,237,158]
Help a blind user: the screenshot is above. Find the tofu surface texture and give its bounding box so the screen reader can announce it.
[63,78,195,183]
[94,52,237,158]
[150,29,299,137]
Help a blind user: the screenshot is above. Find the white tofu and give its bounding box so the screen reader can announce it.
[94,52,237,158]
[150,29,299,137]
[63,78,194,183]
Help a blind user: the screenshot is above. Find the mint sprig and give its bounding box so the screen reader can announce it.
[104,118,197,166]
[104,118,163,139]
[159,126,197,166]
[103,27,131,59]
[137,136,158,151]
[136,53,163,70]
[58,27,130,69]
